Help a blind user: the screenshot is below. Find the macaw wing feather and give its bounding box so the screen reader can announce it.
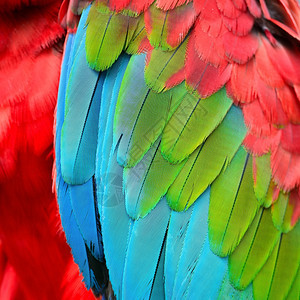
[56,1,300,299]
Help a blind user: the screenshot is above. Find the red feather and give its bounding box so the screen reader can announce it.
[227,59,257,103]
[194,19,227,66]
[245,0,262,18]
[156,0,192,10]
[262,37,300,85]
[222,11,254,36]
[271,142,300,190]
[185,32,232,97]
[223,30,258,63]
[0,1,96,299]
[216,0,242,18]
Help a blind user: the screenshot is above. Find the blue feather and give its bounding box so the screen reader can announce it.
[61,28,105,185]
[96,54,130,210]
[113,54,148,166]
[101,148,133,299]
[122,198,170,299]
[69,178,103,260]
[56,178,92,289]
[171,188,210,299]
[56,33,92,289]
[186,236,227,299]
[150,241,166,300]
[164,208,193,299]
[56,33,105,295]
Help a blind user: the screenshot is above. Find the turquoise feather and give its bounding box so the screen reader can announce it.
[61,31,105,185]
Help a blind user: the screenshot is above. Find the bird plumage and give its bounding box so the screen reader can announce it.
[56,0,300,299]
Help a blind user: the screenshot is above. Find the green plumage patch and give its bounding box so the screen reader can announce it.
[229,208,280,289]
[253,222,300,300]
[86,3,140,71]
[166,105,246,211]
[253,154,272,204]
[272,191,295,233]
[209,147,260,257]
[161,88,233,164]
[144,37,188,92]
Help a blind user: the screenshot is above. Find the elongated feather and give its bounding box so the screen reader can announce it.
[229,208,281,289]
[164,207,193,300]
[209,147,260,256]
[69,178,103,260]
[95,55,132,299]
[167,105,246,211]
[86,3,139,71]
[185,237,227,299]
[253,222,300,299]
[122,198,170,299]
[61,33,105,185]
[253,154,272,203]
[144,2,196,50]
[124,139,185,219]
[170,189,210,299]
[161,88,232,163]
[145,37,188,92]
[114,54,175,168]
[271,191,295,233]
[56,178,92,290]
[100,148,132,299]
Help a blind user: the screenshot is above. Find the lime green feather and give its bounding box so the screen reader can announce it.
[271,191,295,233]
[209,147,260,257]
[167,105,246,211]
[114,54,179,168]
[86,3,139,71]
[146,4,171,51]
[126,17,148,55]
[253,222,300,300]
[144,38,188,93]
[286,266,300,300]
[123,140,185,219]
[253,154,272,204]
[161,88,232,164]
[228,208,281,289]
[262,180,279,208]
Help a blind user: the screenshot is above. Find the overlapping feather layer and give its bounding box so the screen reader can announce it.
[56,0,300,299]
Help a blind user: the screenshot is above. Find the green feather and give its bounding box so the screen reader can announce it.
[263,180,279,208]
[286,266,300,300]
[253,154,272,204]
[123,140,185,219]
[86,3,139,71]
[144,37,188,93]
[161,88,232,164]
[253,222,300,300]
[209,147,260,257]
[126,17,148,55]
[145,4,171,51]
[114,55,177,167]
[272,191,295,233]
[229,208,281,289]
[167,105,246,211]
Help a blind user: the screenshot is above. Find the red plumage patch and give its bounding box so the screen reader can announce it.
[271,143,300,191]
[0,2,64,68]
[0,1,96,299]
[156,0,192,10]
[223,30,258,63]
[185,32,232,97]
